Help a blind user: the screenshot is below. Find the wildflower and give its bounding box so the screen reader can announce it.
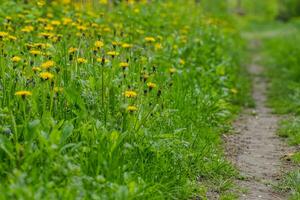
[124,90,137,98]
[147,82,157,89]
[127,105,138,112]
[37,1,46,7]
[41,60,55,70]
[11,56,21,63]
[39,72,54,80]
[112,41,121,47]
[63,18,72,25]
[30,50,42,56]
[94,41,104,48]
[21,26,34,33]
[77,58,87,64]
[155,43,162,50]
[96,57,109,63]
[144,37,156,43]
[119,62,129,69]
[107,51,119,57]
[0,32,8,39]
[44,25,54,31]
[8,35,17,41]
[15,90,32,98]
[68,47,78,54]
[39,32,53,39]
[179,59,185,65]
[122,43,132,48]
[77,25,87,31]
[51,20,61,26]
[169,67,177,74]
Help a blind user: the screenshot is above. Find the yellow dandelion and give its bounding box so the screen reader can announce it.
[15,90,32,98]
[169,67,177,74]
[44,25,54,31]
[94,41,104,48]
[124,90,137,98]
[77,25,87,31]
[39,72,54,80]
[144,37,156,43]
[96,57,109,63]
[68,47,78,54]
[51,20,61,26]
[127,105,138,112]
[119,62,129,69]
[21,26,34,33]
[0,32,8,38]
[62,18,72,25]
[107,51,119,57]
[155,43,162,50]
[8,35,17,41]
[39,32,53,39]
[77,58,87,64]
[122,43,132,48]
[11,56,21,63]
[41,60,55,69]
[147,82,157,89]
[179,59,185,65]
[112,41,121,46]
[30,50,42,56]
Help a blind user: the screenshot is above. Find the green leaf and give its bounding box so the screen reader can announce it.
[60,122,74,145]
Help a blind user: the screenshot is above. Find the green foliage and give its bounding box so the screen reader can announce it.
[278,170,300,200]
[201,0,229,15]
[278,117,300,145]
[278,0,300,21]
[241,0,278,20]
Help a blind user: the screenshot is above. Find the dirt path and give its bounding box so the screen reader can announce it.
[225,40,291,200]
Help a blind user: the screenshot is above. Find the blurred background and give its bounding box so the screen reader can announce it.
[27,0,300,22]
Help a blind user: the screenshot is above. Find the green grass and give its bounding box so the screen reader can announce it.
[278,117,300,145]
[0,0,250,199]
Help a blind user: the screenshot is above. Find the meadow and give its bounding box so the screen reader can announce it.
[0,0,250,199]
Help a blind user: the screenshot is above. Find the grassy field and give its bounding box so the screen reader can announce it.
[0,0,251,199]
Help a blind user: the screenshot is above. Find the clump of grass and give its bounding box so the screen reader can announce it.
[278,117,300,145]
